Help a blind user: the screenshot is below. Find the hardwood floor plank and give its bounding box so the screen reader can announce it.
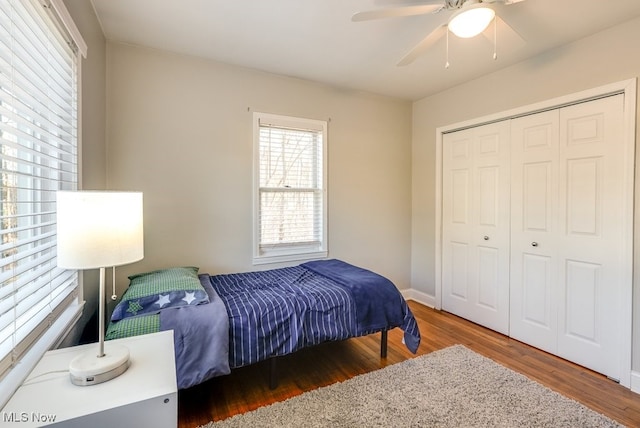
[178,301,640,428]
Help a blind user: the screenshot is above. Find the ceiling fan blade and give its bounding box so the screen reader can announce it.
[481,15,525,44]
[397,23,448,66]
[352,4,444,22]
[482,0,526,4]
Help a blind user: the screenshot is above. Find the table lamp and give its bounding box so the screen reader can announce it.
[56,191,144,386]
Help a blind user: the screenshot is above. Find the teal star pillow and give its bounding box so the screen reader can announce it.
[110,266,209,321]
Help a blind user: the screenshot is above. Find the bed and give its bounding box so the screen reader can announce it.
[106,259,421,389]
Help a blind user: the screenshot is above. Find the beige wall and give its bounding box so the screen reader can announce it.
[62,0,107,346]
[105,43,413,293]
[411,16,640,369]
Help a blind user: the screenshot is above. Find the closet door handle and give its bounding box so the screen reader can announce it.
[531,242,538,247]
[483,236,489,241]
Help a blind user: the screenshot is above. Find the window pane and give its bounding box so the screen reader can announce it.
[259,189,322,246]
[259,127,321,189]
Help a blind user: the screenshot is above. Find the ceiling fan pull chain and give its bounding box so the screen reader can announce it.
[493,16,498,60]
[111,265,118,300]
[445,28,450,69]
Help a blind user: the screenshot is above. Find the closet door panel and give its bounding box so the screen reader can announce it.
[556,95,625,381]
[564,260,599,342]
[443,121,510,335]
[478,166,499,226]
[451,169,470,224]
[523,162,553,232]
[476,164,502,312]
[449,242,469,300]
[477,246,499,310]
[565,158,600,235]
[473,122,511,336]
[521,253,552,327]
[443,130,474,315]
[510,110,559,353]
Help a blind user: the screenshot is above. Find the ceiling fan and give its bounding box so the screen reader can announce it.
[352,0,526,66]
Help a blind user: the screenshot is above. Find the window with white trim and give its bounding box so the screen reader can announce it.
[253,112,327,264]
[0,0,84,382]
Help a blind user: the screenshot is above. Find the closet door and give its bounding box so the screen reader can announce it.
[442,121,510,335]
[510,95,625,381]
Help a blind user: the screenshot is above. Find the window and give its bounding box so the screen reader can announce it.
[253,112,327,264]
[0,0,85,385]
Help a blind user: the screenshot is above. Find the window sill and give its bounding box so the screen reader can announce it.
[0,300,84,409]
[253,250,328,266]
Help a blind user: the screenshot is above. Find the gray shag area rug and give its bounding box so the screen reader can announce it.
[200,345,623,428]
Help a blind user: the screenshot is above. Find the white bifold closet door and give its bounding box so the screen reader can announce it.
[510,94,625,381]
[442,121,511,335]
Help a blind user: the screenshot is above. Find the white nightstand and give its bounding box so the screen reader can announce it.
[1,331,177,428]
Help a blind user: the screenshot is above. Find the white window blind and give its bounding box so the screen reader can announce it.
[254,113,327,264]
[0,0,82,380]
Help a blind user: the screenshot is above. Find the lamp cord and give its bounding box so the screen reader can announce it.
[23,370,70,385]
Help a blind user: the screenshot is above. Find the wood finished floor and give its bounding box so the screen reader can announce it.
[178,301,640,428]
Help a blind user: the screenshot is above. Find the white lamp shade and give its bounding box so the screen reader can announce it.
[448,6,495,38]
[57,191,144,269]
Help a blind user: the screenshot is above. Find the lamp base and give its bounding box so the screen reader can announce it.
[69,344,130,386]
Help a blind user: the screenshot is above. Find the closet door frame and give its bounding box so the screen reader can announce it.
[434,78,636,389]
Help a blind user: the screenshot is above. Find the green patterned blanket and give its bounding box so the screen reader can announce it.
[106,313,160,340]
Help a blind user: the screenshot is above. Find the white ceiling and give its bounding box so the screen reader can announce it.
[90,0,640,101]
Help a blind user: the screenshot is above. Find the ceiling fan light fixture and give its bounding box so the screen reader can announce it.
[448,5,495,38]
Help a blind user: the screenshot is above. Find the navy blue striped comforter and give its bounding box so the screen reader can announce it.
[205,261,421,369]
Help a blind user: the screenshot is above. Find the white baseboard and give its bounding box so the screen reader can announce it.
[400,288,435,309]
[631,371,640,394]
